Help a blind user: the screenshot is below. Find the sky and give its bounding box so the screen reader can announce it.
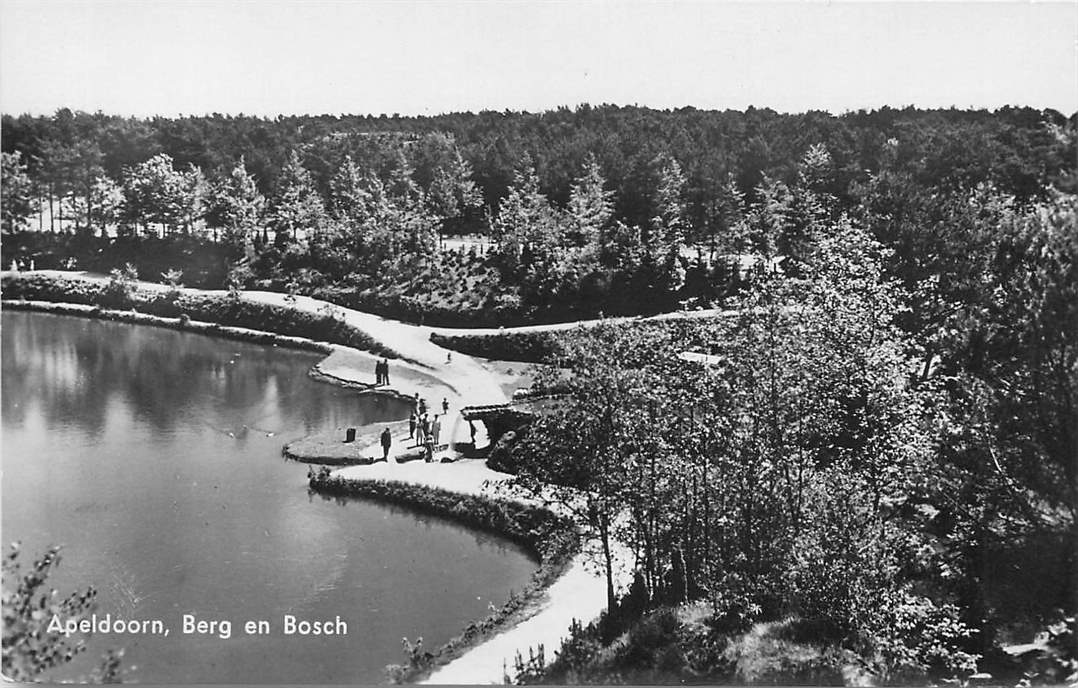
[0,1,1075,118]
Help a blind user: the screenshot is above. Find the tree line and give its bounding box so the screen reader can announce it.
[3,104,1074,234]
[4,105,1075,325]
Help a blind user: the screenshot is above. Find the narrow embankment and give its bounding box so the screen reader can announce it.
[429,307,738,363]
[325,461,632,685]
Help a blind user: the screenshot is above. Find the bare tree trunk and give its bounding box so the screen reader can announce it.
[600,515,617,617]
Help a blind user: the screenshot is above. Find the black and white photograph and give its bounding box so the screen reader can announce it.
[1,1,1075,684]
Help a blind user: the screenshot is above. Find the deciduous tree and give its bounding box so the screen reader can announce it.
[1,151,35,234]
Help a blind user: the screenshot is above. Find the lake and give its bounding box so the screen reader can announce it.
[1,311,537,683]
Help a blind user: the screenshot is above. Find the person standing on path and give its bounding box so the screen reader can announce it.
[408,411,418,441]
[441,397,449,414]
[380,426,392,462]
[382,358,390,385]
[374,359,382,386]
[431,414,442,446]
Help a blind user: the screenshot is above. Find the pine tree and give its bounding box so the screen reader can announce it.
[427,149,483,233]
[567,154,614,249]
[270,149,327,245]
[214,158,265,250]
[328,155,366,222]
[490,159,561,279]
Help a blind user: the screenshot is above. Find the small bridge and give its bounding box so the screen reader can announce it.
[460,395,566,445]
[460,403,537,444]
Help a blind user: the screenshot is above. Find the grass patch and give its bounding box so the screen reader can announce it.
[1,273,402,360]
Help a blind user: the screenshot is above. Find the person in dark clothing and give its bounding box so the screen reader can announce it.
[408,411,418,441]
[374,359,382,385]
[418,398,427,415]
[442,397,449,414]
[382,358,390,385]
[380,426,392,462]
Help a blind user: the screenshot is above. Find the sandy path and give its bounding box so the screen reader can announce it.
[332,458,632,685]
[428,305,735,337]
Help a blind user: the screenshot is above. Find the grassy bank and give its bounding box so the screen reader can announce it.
[1,299,341,357]
[430,312,733,364]
[430,329,564,364]
[306,470,579,683]
[1,272,402,360]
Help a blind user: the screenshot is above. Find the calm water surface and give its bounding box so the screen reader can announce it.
[1,311,537,683]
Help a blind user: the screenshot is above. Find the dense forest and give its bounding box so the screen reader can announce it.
[2,104,1076,684]
[2,105,1076,323]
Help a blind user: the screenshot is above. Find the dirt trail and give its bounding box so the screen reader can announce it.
[428,305,734,337]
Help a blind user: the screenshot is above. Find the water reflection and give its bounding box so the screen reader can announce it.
[1,312,537,684]
[309,490,532,556]
[3,313,410,440]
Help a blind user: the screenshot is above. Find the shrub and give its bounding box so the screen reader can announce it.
[486,429,520,472]
[429,314,727,364]
[100,264,139,308]
[430,330,563,363]
[860,588,981,682]
[1,543,123,682]
[161,268,184,288]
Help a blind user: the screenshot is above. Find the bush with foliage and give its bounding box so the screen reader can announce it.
[430,330,563,363]
[2,543,122,682]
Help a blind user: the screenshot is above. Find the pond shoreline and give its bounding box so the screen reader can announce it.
[308,473,579,683]
[2,291,591,685]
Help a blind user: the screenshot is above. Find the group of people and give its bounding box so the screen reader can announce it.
[377,394,454,463]
[409,409,442,447]
[373,358,391,386]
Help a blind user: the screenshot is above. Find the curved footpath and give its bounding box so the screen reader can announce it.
[427,304,734,337]
[4,271,633,684]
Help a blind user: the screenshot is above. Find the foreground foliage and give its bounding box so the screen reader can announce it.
[1,543,122,683]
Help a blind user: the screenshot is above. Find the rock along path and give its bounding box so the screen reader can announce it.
[11,271,630,684]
